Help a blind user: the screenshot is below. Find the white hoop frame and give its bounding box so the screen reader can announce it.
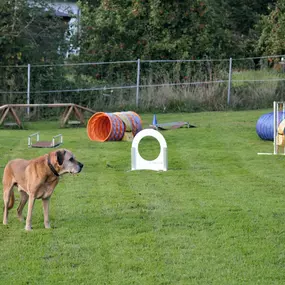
[131,129,168,171]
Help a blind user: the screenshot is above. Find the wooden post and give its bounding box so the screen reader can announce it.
[9,107,22,128]
[61,106,70,126]
[73,106,85,125]
[61,106,74,127]
[0,106,22,128]
[0,106,10,126]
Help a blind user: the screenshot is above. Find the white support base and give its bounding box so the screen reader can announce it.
[257,152,285,155]
[131,129,168,171]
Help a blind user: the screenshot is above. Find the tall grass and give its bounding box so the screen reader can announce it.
[1,61,285,114]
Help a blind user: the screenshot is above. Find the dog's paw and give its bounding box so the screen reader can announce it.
[44,223,51,229]
[25,225,32,231]
[17,216,24,222]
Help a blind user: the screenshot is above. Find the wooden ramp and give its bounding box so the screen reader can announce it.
[149,122,196,130]
[30,141,62,148]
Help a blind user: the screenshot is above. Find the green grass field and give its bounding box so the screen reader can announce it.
[1,110,285,284]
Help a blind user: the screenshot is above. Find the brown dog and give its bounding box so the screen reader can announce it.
[2,149,83,230]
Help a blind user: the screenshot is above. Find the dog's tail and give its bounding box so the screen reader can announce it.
[8,191,15,210]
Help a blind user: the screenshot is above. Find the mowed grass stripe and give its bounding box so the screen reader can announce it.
[1,111,285,284]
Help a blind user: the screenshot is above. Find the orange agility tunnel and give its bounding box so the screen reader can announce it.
[87,111,142,142]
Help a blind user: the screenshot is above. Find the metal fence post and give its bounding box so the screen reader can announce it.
[27,63,31,116]
[136,58,140,108]
[227,57,232,105]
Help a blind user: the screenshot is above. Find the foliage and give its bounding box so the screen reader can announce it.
[0,0,69,64]
[257,0,285,55]
[1,0,283,112]
[0,0,70,102]
[66,0,277,110]
[75,0,275,63]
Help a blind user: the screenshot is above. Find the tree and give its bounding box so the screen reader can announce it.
[257,0,285,55]
[74,0,275,62]
[0,0,69,65]
[0,0,71,104]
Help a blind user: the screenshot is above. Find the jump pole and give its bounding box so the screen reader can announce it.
[274,101,285,155]
[273,101,277,154]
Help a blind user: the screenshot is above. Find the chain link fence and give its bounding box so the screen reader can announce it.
[1,55,285,114]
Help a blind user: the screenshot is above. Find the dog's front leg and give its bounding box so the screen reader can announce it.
[25,195,35,231]
[17,191,28,222]
[42,198,51,229]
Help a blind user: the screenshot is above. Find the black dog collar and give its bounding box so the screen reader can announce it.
[48,154,59,177]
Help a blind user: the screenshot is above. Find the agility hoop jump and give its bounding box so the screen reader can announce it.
[131,129,168,171]
[257,101,285,155]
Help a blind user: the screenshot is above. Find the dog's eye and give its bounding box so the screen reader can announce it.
[69,157,74,162]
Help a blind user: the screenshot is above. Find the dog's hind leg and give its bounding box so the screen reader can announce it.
[17,190,28,222]
[3,183,15,225]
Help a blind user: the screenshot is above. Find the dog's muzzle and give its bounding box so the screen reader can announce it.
[77,162,84,173]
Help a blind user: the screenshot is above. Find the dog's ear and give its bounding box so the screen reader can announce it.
[56,150,65,166]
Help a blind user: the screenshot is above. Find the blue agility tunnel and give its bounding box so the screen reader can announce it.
[256,112,285,141]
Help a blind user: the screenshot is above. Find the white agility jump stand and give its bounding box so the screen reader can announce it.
[273,101,285,155]
[258,101,285,155]
[131,129,168,171]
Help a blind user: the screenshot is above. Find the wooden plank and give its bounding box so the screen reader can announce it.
[61,106,74,127]
[4,122,18,127]
[73,106,85,124]
[0,103,95,110]
[0,105,9,111]
[74,104,96,114]
[68,120,81,125]
[9,107,22,128]
[31,141,62,148]
[3,103,75,108]
[60,107,70,125]
[0,107,10,125]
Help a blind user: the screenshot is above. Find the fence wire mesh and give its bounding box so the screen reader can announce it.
[1,55,285,113]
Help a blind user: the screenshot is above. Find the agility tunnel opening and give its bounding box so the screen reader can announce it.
[256,101,285,155]
[256,112,278,141]
[87,111,142,142]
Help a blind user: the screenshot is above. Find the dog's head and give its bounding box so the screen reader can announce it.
[49,149,83,176]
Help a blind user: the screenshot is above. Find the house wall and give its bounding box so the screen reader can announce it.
[51,1,80,55]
